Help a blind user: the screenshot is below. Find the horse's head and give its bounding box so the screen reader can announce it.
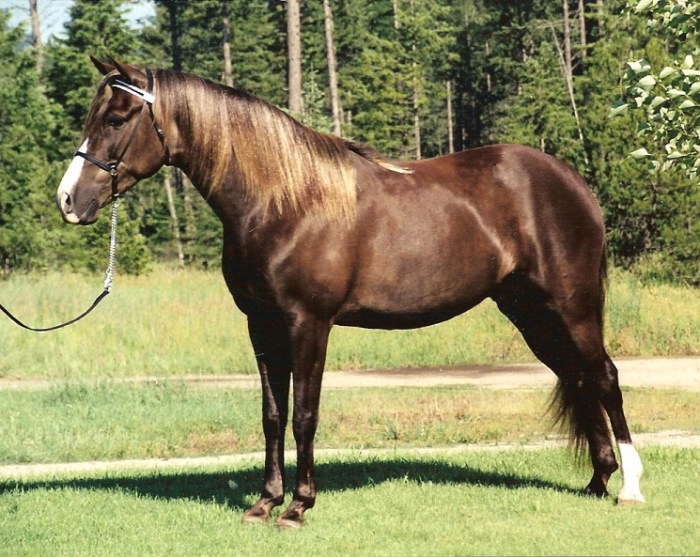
[57,57,167,224]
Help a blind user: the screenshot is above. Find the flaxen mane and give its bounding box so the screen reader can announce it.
[155,70,409,220]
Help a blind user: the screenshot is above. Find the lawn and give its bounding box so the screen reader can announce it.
[1,267,699,555]
[1,447,698,556]
[0,378,697,557]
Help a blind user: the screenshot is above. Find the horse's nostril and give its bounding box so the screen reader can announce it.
[63,192,72,210]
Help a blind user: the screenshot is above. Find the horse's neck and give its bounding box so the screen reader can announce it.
[162,77,358,227]
[167,136,260,236]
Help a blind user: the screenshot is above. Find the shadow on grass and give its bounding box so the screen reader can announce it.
[0,457,583,511]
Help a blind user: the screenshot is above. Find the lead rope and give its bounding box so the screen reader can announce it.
[0,198,120,332]
[103,197,120,292]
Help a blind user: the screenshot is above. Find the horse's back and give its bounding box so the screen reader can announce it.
[411,144,597,209]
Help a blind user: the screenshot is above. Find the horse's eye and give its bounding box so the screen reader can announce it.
[107,115,125,128]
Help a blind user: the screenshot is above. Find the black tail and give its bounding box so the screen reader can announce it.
[548,243,611,459]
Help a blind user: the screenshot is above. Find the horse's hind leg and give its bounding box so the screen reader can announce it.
[493,275,644,502]
[599,356,645,504]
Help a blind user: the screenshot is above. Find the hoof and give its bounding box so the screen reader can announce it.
[241,512,268,525]
[275,516,303,529]
[275,506,305,529]
[617,492,646,506]
[585,488,609,499]
[242,503,274,525]
[584,482,609,499]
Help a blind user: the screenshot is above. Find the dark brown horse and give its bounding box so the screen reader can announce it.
[57,58,645,527]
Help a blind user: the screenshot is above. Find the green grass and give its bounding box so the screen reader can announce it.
[1,267,699,380]
[2,268,697,555]
[1,448,698,556]
[1,383,698,465]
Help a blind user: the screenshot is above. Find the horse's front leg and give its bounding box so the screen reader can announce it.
[242,316,292,524]
[275,316,331,529]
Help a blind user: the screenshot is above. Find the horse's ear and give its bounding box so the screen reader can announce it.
[110,57,147,87]
[90,55,115,76]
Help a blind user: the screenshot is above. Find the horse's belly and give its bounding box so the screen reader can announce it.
[334,263,495,330]
[334,300,483,330]
[332,177,515,330]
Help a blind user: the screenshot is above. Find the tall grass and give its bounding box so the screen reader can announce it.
[1,267,698,379]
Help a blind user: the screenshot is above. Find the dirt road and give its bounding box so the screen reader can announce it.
[321,356,700,390]
[1,356,698,391]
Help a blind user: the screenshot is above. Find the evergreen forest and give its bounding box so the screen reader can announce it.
[1,0,698,284]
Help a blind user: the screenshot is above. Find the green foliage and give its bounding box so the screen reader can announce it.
[43,0,136,133]
[616,0,699,176]
[494,39,583,164]
[341,32,414,155]
[300,65,333,133]
[1,0,697,284]
[0,11,61,273]
[619,54,700,176]
[609,0,700,283]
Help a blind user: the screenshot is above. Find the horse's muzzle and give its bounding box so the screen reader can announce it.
[57,191,98,225]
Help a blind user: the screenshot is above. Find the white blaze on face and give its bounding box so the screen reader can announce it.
[617,442,645,504]
[57,139,89,224]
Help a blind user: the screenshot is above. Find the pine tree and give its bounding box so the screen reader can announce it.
[43,0,136,133]
[0,10,60,273]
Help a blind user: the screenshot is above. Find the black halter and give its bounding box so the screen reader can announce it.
[75,68,165,200]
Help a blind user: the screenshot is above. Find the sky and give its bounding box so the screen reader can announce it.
[5,0,155,40]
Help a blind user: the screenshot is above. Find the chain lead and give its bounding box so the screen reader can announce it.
[103,198,120,292]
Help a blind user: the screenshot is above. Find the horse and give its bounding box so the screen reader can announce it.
[56,57,645,527]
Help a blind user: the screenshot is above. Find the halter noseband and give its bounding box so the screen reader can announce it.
[75,68,165,200]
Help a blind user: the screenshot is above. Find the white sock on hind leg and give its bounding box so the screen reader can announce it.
[617,442,645,503]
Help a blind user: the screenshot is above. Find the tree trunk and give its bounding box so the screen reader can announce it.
[485,42,492,94]
[163,172,185,266]
[412,43,421,160]
[286,0,303,115]
[579,0,587,64]
[409,0,420,159]
[549,23,589,168]
[182,174,197,263]
[323,0,342,136]
[446,80,454,154]
[165,0,181,72]
[562,0,573,85]
[164,0,194,261]
[222,2,233,87]
[29,0,42,74]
